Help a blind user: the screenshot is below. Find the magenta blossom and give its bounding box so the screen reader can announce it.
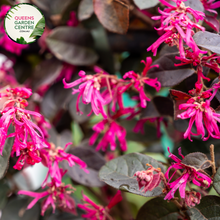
[0,87,47,155]
[13,142,41,170]
[0,34,28,55]
[63,70,108,118]
[123,57,161,108]
[164,147,212,200]
[18,180,76,216]
[89,108,133,152]
[90,119,127,152]
[134,164,162,193]
[178,96,220,141]
[201,0,220,14]
[175,50,220,82]
[147,0,206,57]
[78,190,122,220]
[0,5,28,55]
[67,11,79,27]
[40,142,88,187]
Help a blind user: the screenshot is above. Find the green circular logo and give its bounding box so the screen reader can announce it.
[4,3,45,44]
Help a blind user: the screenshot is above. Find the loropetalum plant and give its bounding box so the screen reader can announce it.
[2,0,220,219]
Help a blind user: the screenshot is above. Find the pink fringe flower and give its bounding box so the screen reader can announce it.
[13,142,41,170]
[0,5,28,55]
[40,142,88,187]
[123,57,161,108]
[18,180,76,216]
[78,190,122,220]
[178,97,220,141]
[0,87,47,155]
[89,108,133,152]
[63,70,108,118]
[147,0,206,57]
[134,164,162,193]
[164,147,212,200]
[175,50,220,83]
[200,0,220,14]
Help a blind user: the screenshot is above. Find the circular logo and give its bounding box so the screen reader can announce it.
[4,3,45,44]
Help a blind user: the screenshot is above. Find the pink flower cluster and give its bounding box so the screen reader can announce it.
[148,0,206,57]
[0,87,47,159]
[164,148,211,200]
[64,58,161,152]
[0,5,28,55]
[19,142,89,215]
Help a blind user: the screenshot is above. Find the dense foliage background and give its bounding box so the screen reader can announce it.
[1,0,220,219]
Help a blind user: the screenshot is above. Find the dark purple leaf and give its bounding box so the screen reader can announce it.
[136,197,179,220]
[189,196,220,220]
[204,15,220,33]
[133,0,159,10]
[140,101,160,119]
[182,152,211,170]
[31,0,72,15]
[159,44,179,57]
[170,89,192,120]
[41,81,72,121]
[0,126,14,179]
[141,97,173,119]
[0,181,10,210]
[213,167,220,195]
[184,0,204,12]
[193,31,220,54]
[46,27,98,65]
[1,198,40,220]
[148,54,195,87]
[31,58,63,92]
[78,0,94,21]
[153,96,174,117]
[69,95,92,123]
[93,0,129,34]
[120,119,158,142]
[99,153,165,197]
[211,78,220,102]
[48,210,84,220]
[62,145,106,187]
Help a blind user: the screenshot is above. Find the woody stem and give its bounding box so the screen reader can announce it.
[210,144,216,176]
[171,199,182,209]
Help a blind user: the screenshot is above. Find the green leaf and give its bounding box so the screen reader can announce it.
[29,17,45,39]
[136,197,179,220]
[16,37,28,44]
[46,27,98,66]
[0,126,14,179]
[1,197,40,220]
[213,167,220,195]
[189,196,220,220]
[99,153,165,197]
